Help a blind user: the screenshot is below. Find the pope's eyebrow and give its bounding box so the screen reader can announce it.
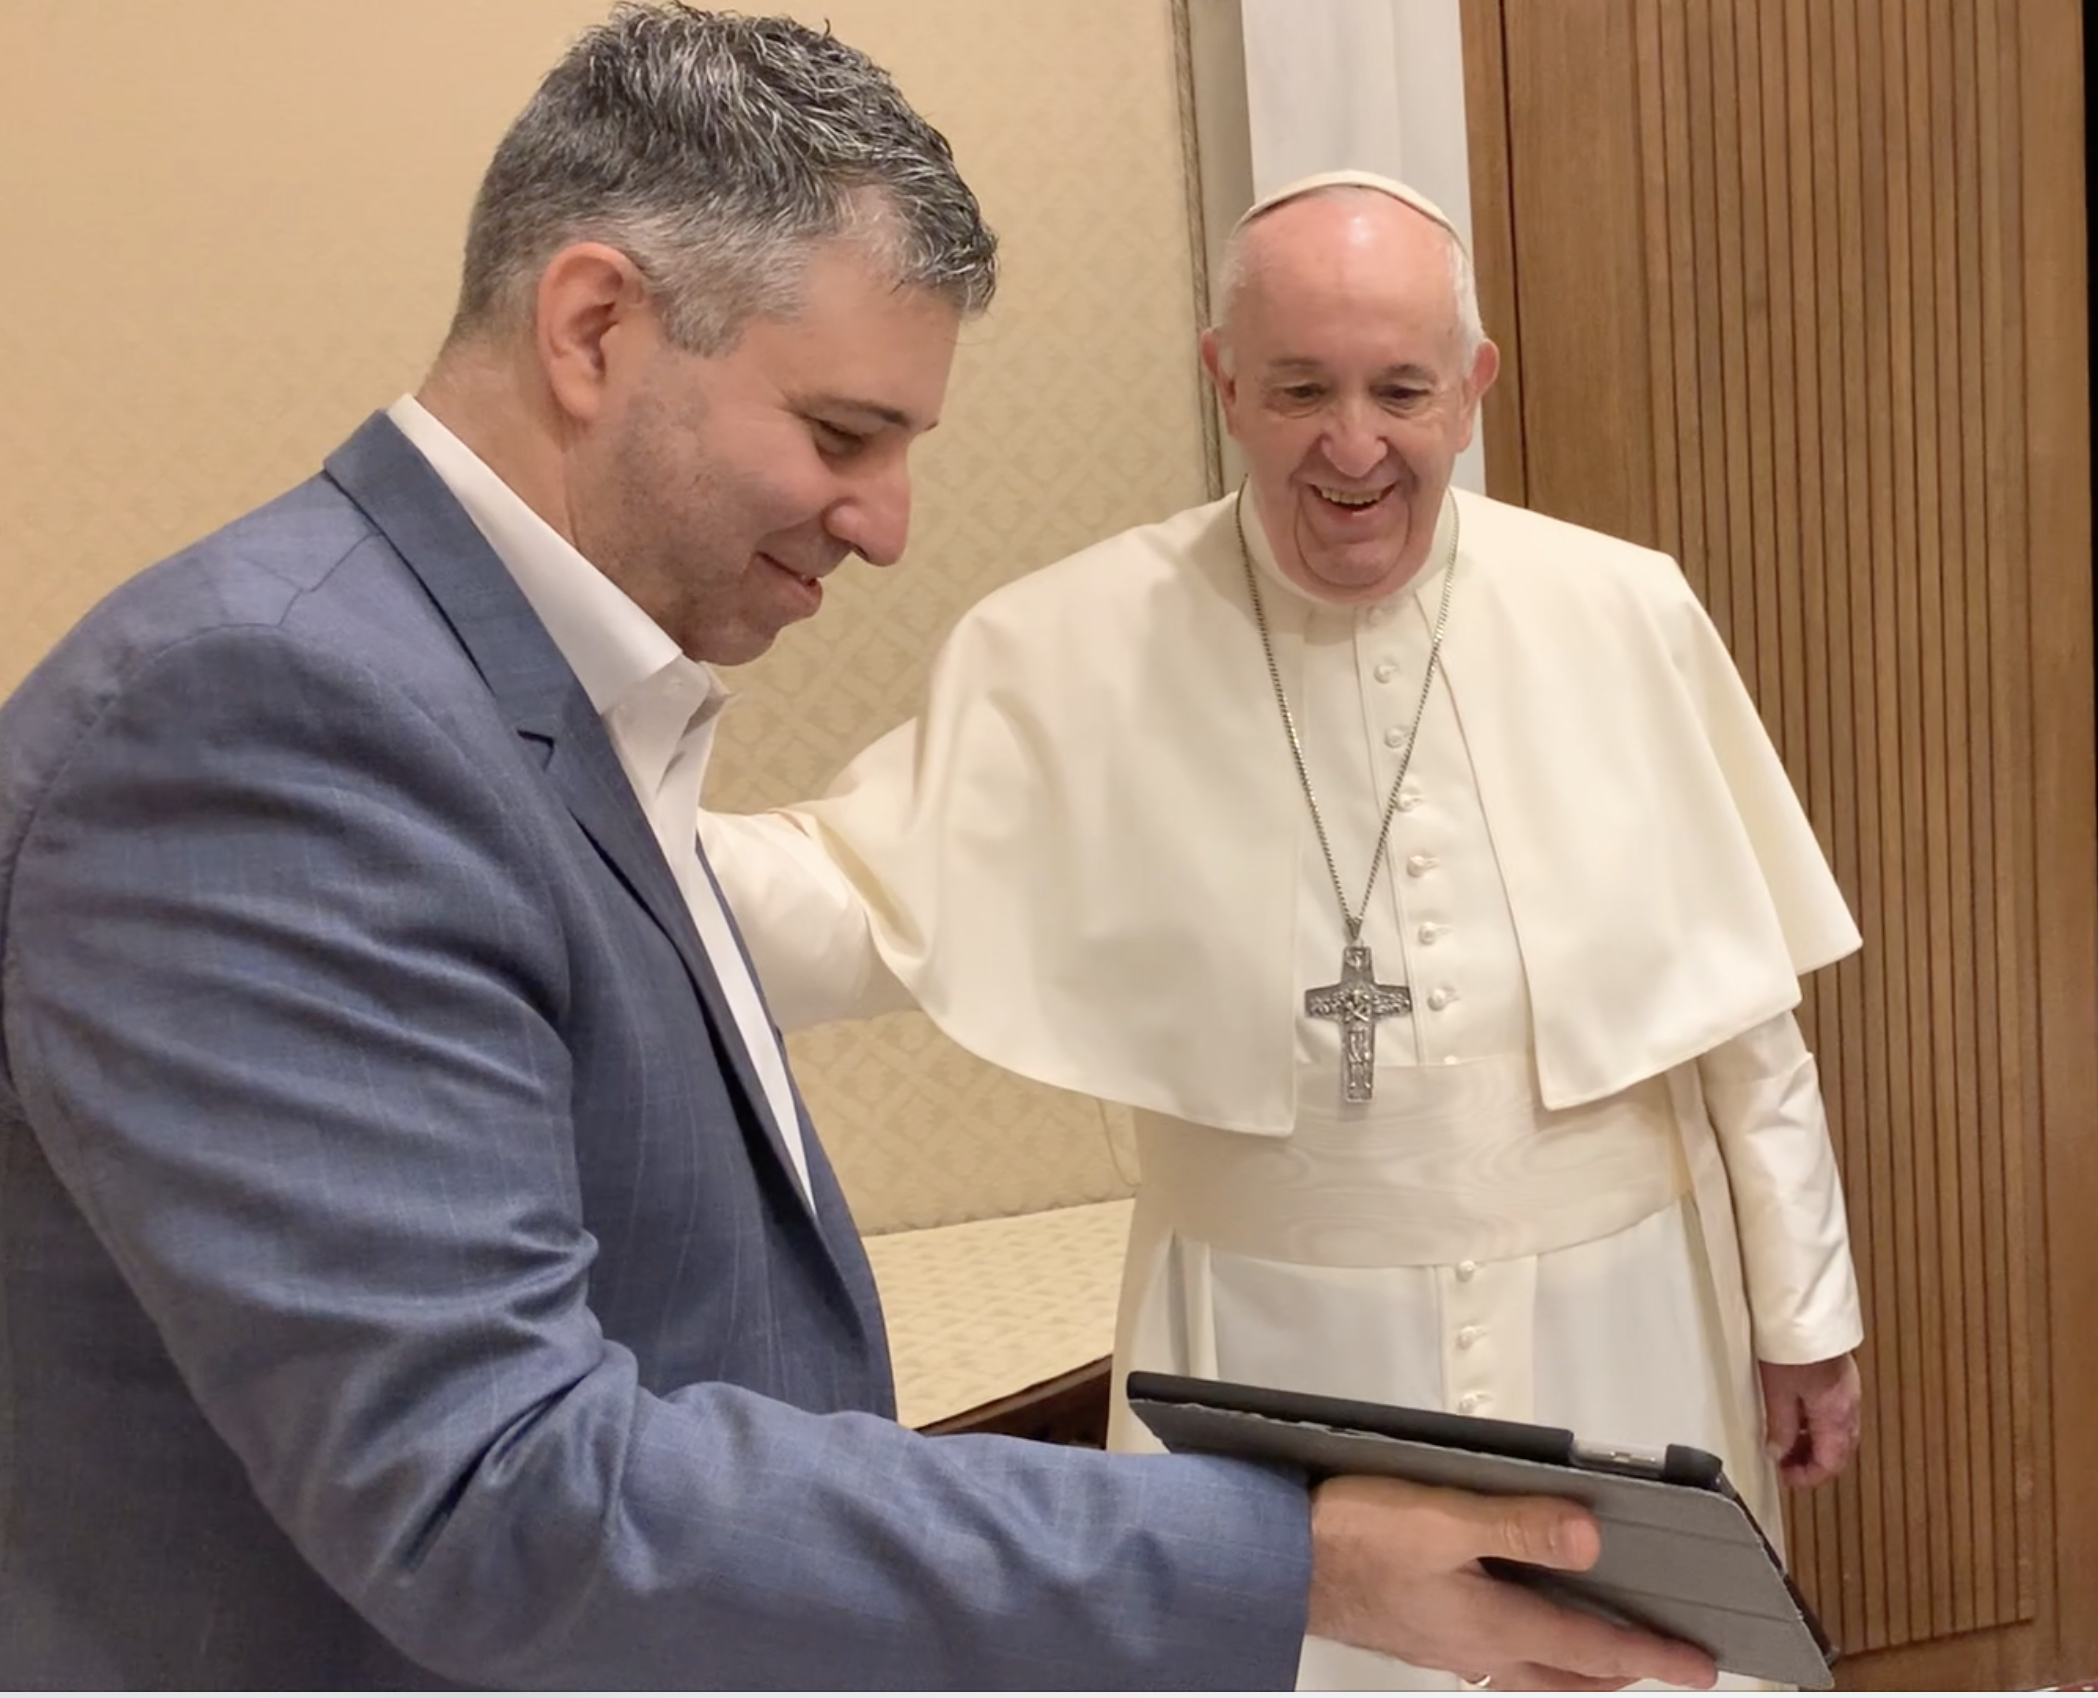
[1262,357,1440,383]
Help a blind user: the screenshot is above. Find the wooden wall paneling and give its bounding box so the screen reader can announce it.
[1834,1630,2045,1692]
[1752,0,1808,812]
[1957,0,2019,1638]
[1940,0,1979,1625]
[1985,0,2049,1654]
[1931,0,1979,1633]
[1665,0,1706,583]
[1753,0,1842,1619]
[1632,0,1682,566]
[2022,0,2098,1674]
[1976,7,2046,1656]
[1776,0,1848,1636]
[1486,0,2090,1679]
[1711,0,1762,701]
[1846,0,1923,1650]
[1924,0,1988,1639]
[1498,0,1655,548]
[1900,0,1963,1640]
[1684,0,1731,612]
[1651,0,1705,573]
[1801,0,1894,1647]
[1859,0,1941,1646]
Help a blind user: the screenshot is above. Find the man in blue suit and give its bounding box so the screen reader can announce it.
[0,6,1718,1688]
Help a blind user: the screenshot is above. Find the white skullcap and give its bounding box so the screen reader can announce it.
[1231,168,1465,250]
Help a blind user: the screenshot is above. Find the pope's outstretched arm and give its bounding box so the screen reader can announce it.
[700,805,914,1030]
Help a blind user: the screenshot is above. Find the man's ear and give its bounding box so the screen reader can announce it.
[534,242,654,424]
[1199,327,1239,427]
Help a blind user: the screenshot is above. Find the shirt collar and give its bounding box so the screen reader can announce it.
[386,395,723,725]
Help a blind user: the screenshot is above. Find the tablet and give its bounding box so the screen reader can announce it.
[1125,1370,1835,1690]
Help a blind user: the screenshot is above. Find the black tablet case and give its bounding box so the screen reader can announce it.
[1125,1370,1835,1690]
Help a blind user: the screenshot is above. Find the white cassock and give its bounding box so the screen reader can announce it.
[702,488,1866,1691]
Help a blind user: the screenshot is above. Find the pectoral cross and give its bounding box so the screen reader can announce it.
[1304,941,1412,1103]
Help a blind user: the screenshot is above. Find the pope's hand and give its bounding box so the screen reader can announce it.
[1759,1352,1863,1488]
[1304,1476,1718,1691]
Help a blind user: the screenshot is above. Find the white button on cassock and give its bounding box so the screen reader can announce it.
[1418,921,1444,943]
[1456,1260,1478,1281]
[1406,853,1437,876]
[1427,987,1456,1011]
[1397,791,1421,812]
[1383,726,1407,749]
[1457,1326,1482,1350]
[1374,660,1399,683]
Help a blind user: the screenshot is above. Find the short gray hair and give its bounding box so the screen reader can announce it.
[448,4,998,352]
[1212,186,1484,367]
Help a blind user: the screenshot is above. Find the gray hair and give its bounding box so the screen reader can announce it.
[447,4,998,353]
[1212,185,1484,369]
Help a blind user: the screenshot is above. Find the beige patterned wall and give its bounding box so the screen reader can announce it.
[0,1,1207,1233]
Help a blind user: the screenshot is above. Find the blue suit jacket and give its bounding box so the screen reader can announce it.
[0,415,1309,1689]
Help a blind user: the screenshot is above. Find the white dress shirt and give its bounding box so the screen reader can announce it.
[387,396,812,1203]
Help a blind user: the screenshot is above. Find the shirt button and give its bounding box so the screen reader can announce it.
[1374,660,1399,683]
[1458,1392,1487,1415]
[1457,1326,1482,1350]
[1456,1260,1478,1281]
[1418,921,1444,943]
[1427,987,1456,1011]
[1366,606,1391,626]
[1406,853,1437,876]
[1397,791,1421,812]
[1383,725,1408,749]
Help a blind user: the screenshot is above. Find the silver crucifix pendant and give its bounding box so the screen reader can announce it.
[1304,942,1412,1102]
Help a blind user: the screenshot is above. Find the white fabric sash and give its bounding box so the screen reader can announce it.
[1133,1058,1689,1268]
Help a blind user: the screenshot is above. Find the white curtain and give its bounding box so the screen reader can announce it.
[1232,0,1486,493]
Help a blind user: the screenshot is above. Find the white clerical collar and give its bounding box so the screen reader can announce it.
[386,395,724,729]
[1238,482,1460,620]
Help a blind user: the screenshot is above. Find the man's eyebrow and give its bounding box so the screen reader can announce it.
[799,393,922,431]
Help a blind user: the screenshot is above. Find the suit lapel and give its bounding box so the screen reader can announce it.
[320,413,841,1247]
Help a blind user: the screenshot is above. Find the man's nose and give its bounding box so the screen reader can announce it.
[832,465,913,568]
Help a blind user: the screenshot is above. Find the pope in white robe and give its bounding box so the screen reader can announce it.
[701,172,1866,1690]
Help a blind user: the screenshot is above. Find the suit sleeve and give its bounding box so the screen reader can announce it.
[1695,1013,1866,1365]
[3,627,1311,1690]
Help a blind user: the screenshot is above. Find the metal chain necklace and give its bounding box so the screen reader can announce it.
[1233,484,1460,1103]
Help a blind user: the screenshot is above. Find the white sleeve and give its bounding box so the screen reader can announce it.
[1696,1011,1866,1364]
[699,810,913,1031]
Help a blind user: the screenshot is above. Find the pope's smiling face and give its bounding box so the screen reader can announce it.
[1202,190,1499,604]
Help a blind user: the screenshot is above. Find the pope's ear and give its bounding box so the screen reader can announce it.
[534,241,653,425]
[1200,327,1239,417]
[1467,337,1502,404]
[1454,338,1501,452]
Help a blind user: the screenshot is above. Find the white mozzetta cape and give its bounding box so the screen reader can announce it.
[793,489,1861,1132]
